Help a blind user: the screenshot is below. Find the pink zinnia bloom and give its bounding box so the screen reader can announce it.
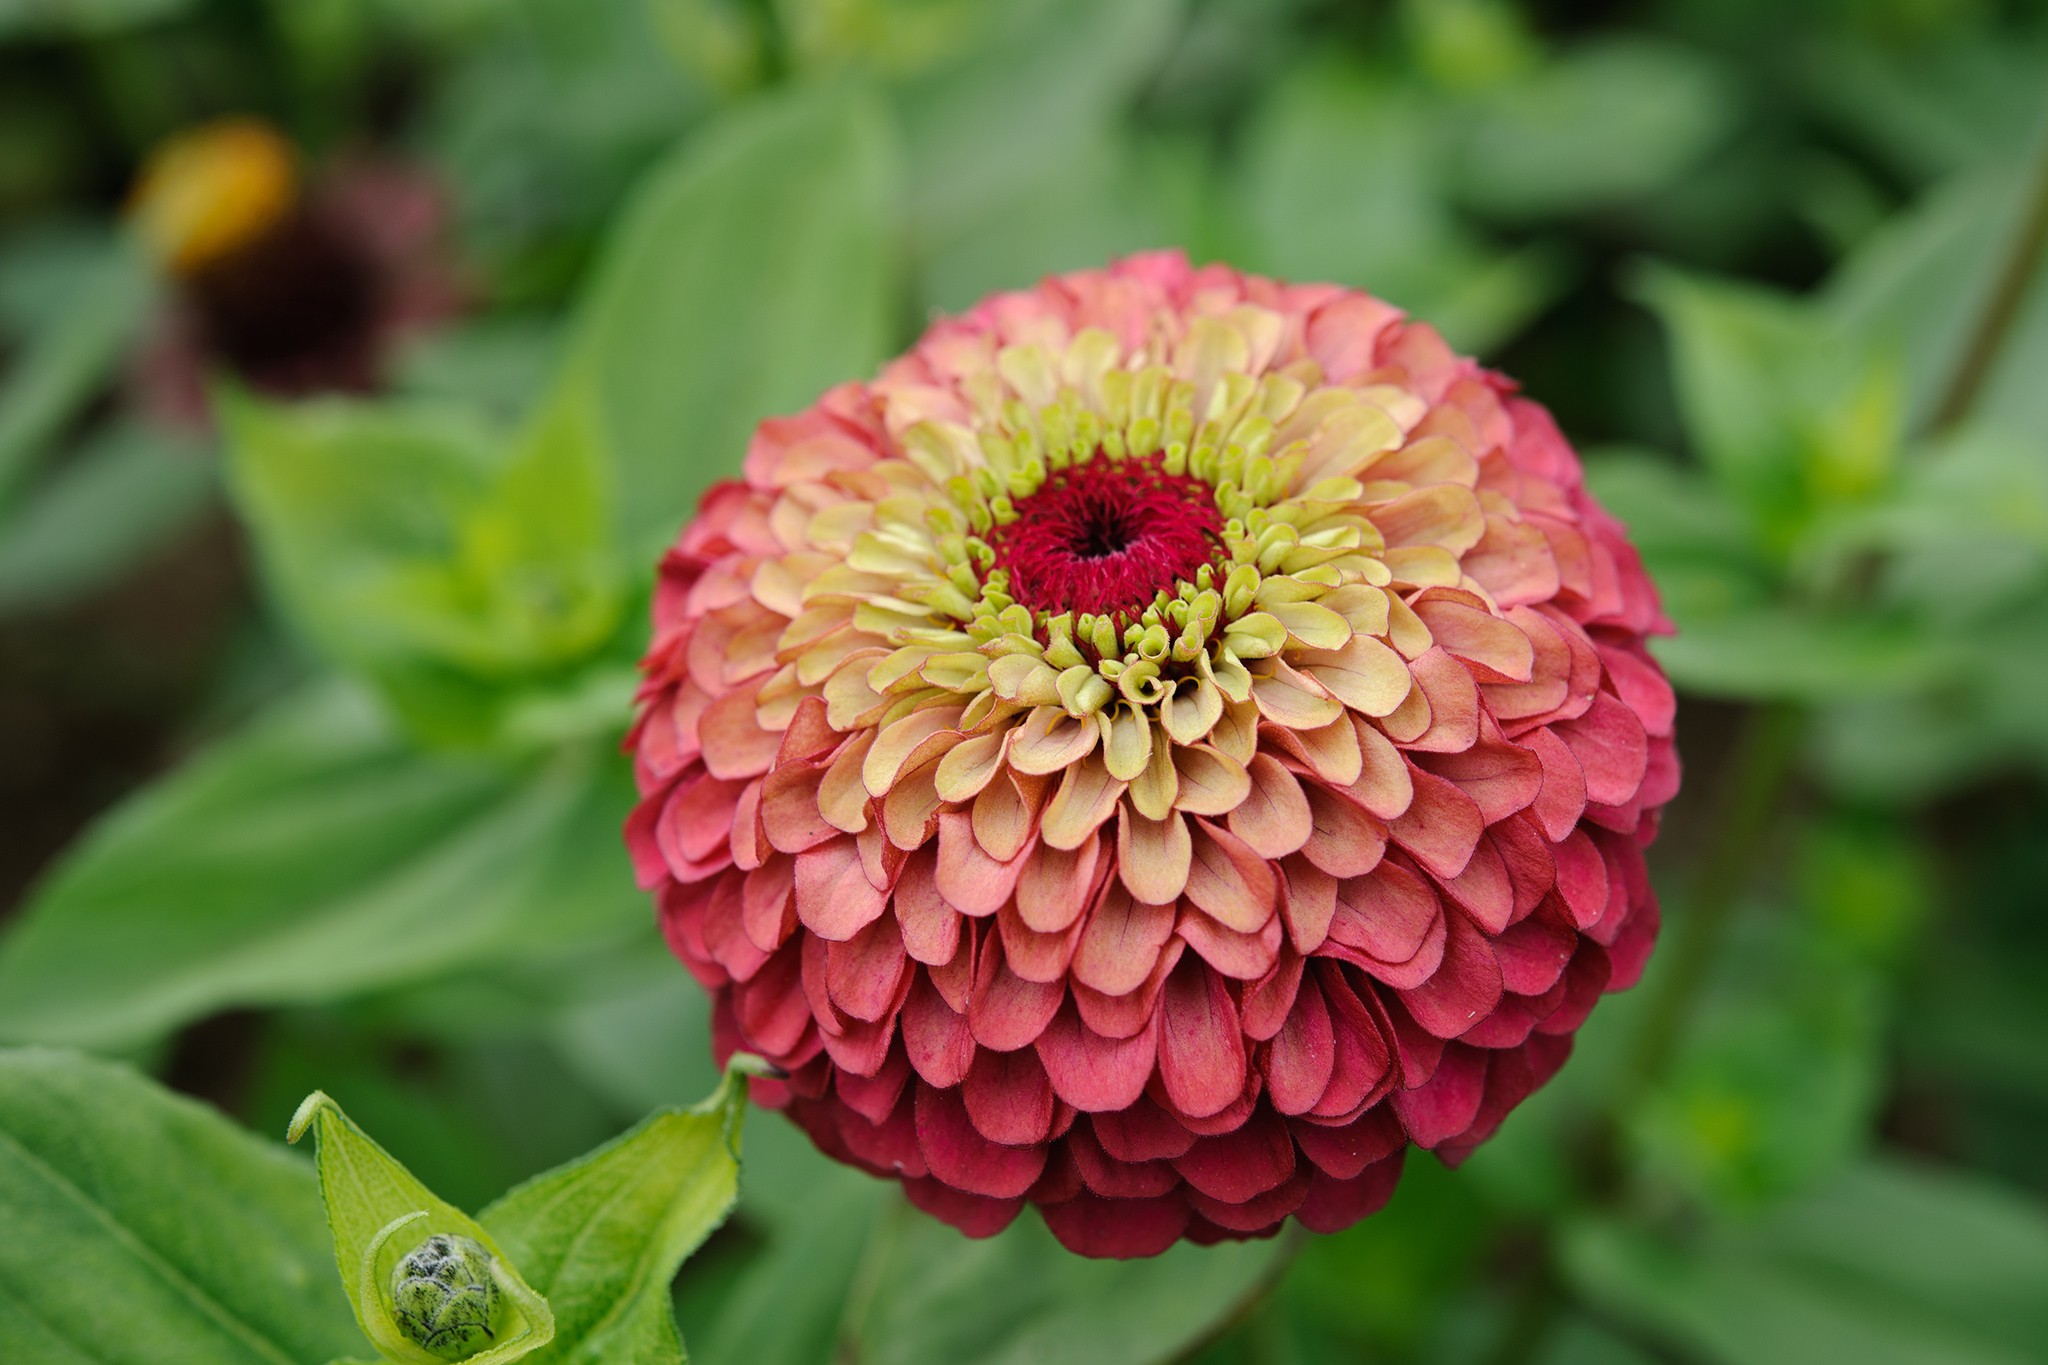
[626,252,1678,1257]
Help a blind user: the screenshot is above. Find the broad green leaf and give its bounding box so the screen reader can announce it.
[895,0,1179,247]
[1562,1159,2048,1365]
[853,1204,1288,1365]
[0,232,152,506]
[696,1118,1287,1365]
[690,1164,883,1365]
[289,1092,554,1365]
[1825,135,2048,438]
[554,80,898,562]
[222,391,623,745]
[1235,62,1561,354]
[0,685,647,1049]
[1457,37,1732,216]
[0,0,196,38]
[0,1047,359,1365]
[477,1066,753,1364]
[1648,605,1949,702]
[0,420,214,613]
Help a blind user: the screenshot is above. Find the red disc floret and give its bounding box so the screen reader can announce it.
[986,456,1223,618]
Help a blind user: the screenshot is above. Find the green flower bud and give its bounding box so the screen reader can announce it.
[390,1234,507,1361]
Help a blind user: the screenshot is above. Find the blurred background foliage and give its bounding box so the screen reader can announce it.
[2,0,2047,1362]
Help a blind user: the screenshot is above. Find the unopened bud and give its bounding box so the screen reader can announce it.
[390,1234,506,1360]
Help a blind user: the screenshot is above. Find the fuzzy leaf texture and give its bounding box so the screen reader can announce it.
[0,1048,360,1364]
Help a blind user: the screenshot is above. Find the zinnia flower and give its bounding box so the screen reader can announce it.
[126,117,461,425]
[626,252,1678,1257]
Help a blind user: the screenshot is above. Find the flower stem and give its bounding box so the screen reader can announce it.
[1930,101,2048,433]
[1621,702,1805,1099]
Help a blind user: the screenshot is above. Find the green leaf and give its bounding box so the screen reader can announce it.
[0,1047,359,1364]
[697,1126,1288,1365]
[1562,1159,2048,1365]
[1235,62,1561,354]
[1456,37,1733,217]
[222,391,624,744]
[553,80,898,562]
[0,685,646,1049]
[0,232,153,506]
[0,420,215,614]
[0,0,198,38]
[894,0,1180,249]
[1824,139,2048,439]
[291,1063,755,1365]
[478,1070,751,1364]
[288,1092,555,1365]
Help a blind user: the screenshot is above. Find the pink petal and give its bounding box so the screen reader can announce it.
[1438,830,1513,934]
[1158,956,1249,1119]
[1280,858,1339,953]
[1039,1191,1190,1259]
[1172,1108,1296,1203]
[1186,1169,1310,1233]
[1391,1042,1488,1147]
[1184,820,1280,934]
[1328,860,1438,964]
[1521,725,1587,841]
[893,848,963,966]
[1226,754,1314,857]
[1310,964,1396,1119]
[1178,906,1284,982]
[1417,738,1543,824]
[794,836,888,940]
[1554,690,1649,807]
[1265,973,1337,1115]
[1388,768,1484,880]
[826,914,910,1022]
[1492,902,1576,997]
[1402,647,1480,754]
[1552,828,1609,929]
[963,1046,1056,1145]
[968,933,1064,1052]
[903,1176,1023,1238]
[1240,949,1306,1042]
[936,810,1025,917]
[1067,1120,1179,1197]
[1035,1000,1159,1112]
[1073,937,1183,1040]
[1090,1093,1198,1162]
[902,973,975,1088]
[1291,1105,1404,1179]
[1300,782,1388,878]
[914,1081,1046,1198]
[699,681,782,779]
[1071,883,1176,996]
[1118,806,1193,905]
[1393,910,1504,1040]
[1015,835,1102,934]
[1296,1153,1404,1233]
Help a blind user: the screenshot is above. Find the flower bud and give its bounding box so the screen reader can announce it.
[390,1234,506,1360]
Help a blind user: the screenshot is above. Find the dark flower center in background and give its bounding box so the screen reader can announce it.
[988,455,1222,617]
[187,211,380,378]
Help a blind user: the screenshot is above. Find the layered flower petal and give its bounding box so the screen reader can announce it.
[627,252,1677,1257]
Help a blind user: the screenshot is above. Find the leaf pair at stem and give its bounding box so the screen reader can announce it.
[287,1056,767,1365]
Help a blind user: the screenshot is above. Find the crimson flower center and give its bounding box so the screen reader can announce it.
[988,454,1223,618]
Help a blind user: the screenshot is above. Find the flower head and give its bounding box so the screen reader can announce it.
[126,117,462,424]
[625,253,1678,1256]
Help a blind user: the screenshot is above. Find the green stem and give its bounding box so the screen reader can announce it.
[1622,703,1806,1099]
[1930,100,2048,433]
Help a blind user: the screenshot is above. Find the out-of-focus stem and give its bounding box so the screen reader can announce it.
[1930,102,2048,433]
[1621,702,1805,1100]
